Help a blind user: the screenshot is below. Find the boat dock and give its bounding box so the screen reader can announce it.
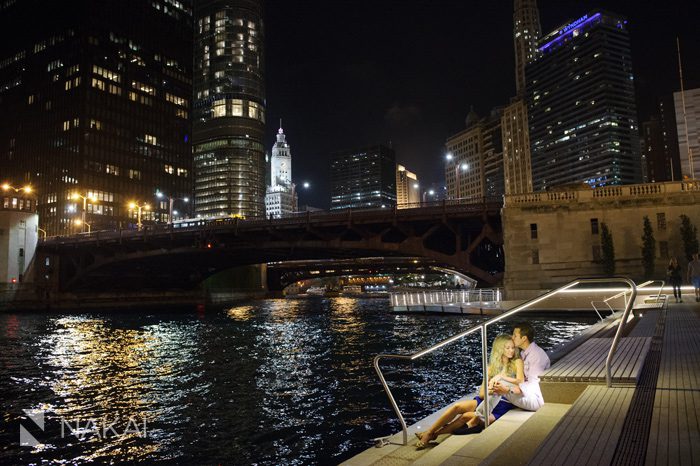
[344,289,697,465]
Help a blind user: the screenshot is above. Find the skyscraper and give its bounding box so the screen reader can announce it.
[513,0,541,96]
[330,145,396,210]
[527,11,642,191]
[0,0,193,234]
[502,0,540,195]
[396,164,420,208]
[265,125,297,218]
[674,87,700,180]
[193,0,266,219]
[445,108,504,200]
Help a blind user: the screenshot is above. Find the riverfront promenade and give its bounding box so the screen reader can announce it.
[344,300,699,465]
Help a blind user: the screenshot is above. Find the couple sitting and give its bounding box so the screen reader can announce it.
[416,322,550,449]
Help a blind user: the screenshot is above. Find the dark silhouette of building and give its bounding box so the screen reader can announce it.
[0,0,193,234]
[330,145,396,210]
[526,11,642,191]
[192,0,266,219]
[642,95,681,182]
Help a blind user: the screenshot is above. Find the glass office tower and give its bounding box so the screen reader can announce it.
[193,0,266,218]
[0,0,193,234]
[526,11,641,191]
[330,145,397,210]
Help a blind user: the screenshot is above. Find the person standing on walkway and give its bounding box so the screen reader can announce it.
[668,257,683,303]
[688,253,700,302]
[492,322,550,411]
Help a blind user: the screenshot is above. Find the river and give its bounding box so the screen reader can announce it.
[0,297,596,465]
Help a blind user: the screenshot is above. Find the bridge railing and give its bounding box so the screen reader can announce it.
[41,197,504,244]
[389,288,502,307]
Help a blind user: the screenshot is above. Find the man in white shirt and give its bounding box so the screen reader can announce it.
[493,322,550,411]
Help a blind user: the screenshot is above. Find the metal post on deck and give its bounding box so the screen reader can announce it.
[481,324,490,428]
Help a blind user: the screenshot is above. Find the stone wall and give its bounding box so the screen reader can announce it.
[502,181,700,299]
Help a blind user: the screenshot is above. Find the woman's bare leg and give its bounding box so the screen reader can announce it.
[418,399,477,444]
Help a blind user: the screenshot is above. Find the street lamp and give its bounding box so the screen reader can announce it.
[74,219,91,233]
[453,162,469,199]
[422,189,436,204]
[71,192,98,233]
[128,202,150,230]
[155,191,189,224]
[2,183,32,194]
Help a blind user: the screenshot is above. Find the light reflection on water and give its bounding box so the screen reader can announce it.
[0,299,596,465]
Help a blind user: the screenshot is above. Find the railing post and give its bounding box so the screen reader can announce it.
[481,324,490,428]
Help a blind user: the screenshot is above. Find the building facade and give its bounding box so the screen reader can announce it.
[502,181,700,298]
[0,190,39,284]
[502,99,533,194]
[526,11,641,191]
[0,0,193,235]
[513,0,541,96]
[445,108,504,200]
[674,87,700,180]
[193,0,266,219]
[502,0,541,196]
[396,164,420,208]
[265,126,297,218]
[330,145,396,210]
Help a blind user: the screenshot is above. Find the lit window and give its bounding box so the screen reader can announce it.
[145,134,157,145]
[91,78,106,91]
[164,164,174,174]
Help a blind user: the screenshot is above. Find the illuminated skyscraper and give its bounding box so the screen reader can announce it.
[0,0,193,234]
[502,0,540,195]
[330,145,396,210]
[513,0,541,96]
[527,11,642,190]
[193,0,266,218]
[265,125,297,218]
[396,165,420,208]
[674,87,700,180]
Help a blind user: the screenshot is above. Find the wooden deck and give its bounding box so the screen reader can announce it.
[540,337,651,384]
[645,306,700,465]
[526,385,635,465]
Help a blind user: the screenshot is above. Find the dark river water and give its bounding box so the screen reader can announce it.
[0,297,597,465]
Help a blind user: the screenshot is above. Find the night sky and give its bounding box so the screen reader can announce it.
[264,0,700,208]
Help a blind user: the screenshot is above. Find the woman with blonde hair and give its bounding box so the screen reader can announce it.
[668,257,683,303]
[416,334,524,449]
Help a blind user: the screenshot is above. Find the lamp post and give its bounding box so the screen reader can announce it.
[155,191,189,224]
[422,189,435,205]
[74,219,91,233]
[128,202,150,230]
[453,162,469,200]
[1,183,32,194]
[71,192,97,233]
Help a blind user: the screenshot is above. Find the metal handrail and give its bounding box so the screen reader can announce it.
[590,279,660,320]
[373,277,637,446]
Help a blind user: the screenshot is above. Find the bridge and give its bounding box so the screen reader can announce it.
[35,200,504,292]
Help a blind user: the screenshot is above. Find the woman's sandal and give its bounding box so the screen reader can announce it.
[414,432,436,450]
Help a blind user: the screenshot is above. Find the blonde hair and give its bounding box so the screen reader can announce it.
[488,334,520,377]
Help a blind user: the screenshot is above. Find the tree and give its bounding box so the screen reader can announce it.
[680,215,699,261]
[600,223,615,276]
[641,216,656,279]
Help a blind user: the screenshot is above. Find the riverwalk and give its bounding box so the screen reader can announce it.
[344,300,699,465]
